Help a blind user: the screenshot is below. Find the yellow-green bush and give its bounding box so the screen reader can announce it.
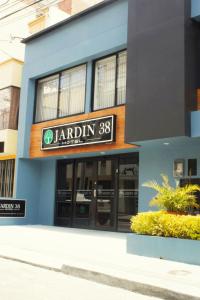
[131,211,200,240]
[143,174,200,213]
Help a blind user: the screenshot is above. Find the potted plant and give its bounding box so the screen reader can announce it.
[142,174,200,214]
[127,174,200,265]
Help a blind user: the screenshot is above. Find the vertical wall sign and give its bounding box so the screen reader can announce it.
[41,115,116,150]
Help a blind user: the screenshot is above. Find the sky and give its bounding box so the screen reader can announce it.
[0,0,102,63]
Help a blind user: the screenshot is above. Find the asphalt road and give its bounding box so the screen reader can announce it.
[0,258,162,300]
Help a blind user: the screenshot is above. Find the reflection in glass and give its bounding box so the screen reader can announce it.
[56,163,73,218]
[93,51,127,110]
[59,65,86,117]
[94,56,116,110]
[75,161,93,220]
[96,160,114,227]
[117,51,127,105]
[35,74,59,122]
[118,159,138,231]
[55,155,139,231]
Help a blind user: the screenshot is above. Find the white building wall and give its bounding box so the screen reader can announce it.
[0,59,23,89]
[0,129,18,154]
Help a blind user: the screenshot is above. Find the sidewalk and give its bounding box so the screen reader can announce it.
[0,225,200,300]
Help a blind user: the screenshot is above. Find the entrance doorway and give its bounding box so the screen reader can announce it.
[55,154,138,232]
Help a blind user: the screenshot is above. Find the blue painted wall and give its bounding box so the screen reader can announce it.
[15,0,128,225]
[13,0,200,227]
[12,136,200,226]
[9,158,41,225]
[139,137,200,212]
[127,234,200,266]
[37,160,56,225]
[17,0,128,159]
[9,159,56,226]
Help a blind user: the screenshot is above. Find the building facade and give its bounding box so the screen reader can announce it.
[0,59,22,199]
[10,0,200,230]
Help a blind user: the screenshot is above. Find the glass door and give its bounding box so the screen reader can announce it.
[55,153,139,232]
[73,160,95,227]
[117,157,138,232]
[95,159,116,230]
[55,162,73,226]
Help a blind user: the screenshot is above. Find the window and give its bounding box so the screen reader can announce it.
[188,159,197,176]
[117,51,127,105]
[35,75,59,122]
[0,159,15,197]
[59,65,86,117]
[35,64,86,123]
[93,50,127,110]
[0,142,4,153]
[0,88,11,129]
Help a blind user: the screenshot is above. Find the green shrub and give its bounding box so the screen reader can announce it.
[143,174,200,213]
[131,211,200,240]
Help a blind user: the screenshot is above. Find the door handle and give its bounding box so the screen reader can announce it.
[93,189,97,198]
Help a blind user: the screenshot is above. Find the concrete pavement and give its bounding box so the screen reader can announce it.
[0,225,200,299]
[0,258,161,300]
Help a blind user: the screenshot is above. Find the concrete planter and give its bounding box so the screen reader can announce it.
[127,233,200,265]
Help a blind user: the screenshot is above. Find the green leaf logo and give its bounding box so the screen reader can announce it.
[44,129,53,145]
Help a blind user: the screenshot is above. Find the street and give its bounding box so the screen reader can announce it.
[0,258,161,300]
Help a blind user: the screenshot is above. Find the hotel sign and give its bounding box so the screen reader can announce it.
[41,115,115,150]
[0,199,26,218]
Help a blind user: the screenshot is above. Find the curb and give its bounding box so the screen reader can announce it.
[0,255,61,273]
[61,264,200,300]
[0,255,199,300]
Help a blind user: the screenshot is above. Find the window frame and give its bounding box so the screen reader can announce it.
[34,63,87,124]
[92,49,127,112]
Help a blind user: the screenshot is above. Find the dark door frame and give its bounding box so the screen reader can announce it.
[54,152,139,232]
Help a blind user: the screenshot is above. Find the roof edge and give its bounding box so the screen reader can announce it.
[22,0,119,44]
[0,58,24,66]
